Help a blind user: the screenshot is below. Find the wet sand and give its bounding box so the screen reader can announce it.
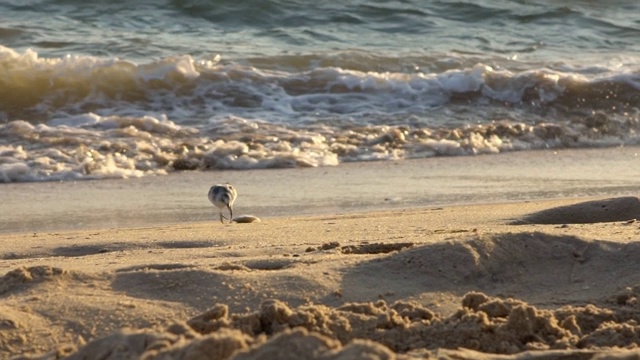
[2,148,640,359]
[2,147,639,233]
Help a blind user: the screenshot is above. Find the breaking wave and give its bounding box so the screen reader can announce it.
[1,46,639,182]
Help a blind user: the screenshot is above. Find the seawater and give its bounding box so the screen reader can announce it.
[1,0,639,182]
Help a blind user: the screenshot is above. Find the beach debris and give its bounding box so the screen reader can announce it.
[233,215,261,223]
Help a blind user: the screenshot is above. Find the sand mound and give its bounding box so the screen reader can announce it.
[0,265,197,357]
[111,266,332,312]
[511,197,640,224]
[19,292,640,360]
[342,232,640,306]
[0,266,90,296]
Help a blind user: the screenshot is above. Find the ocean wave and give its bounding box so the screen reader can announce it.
[1,46,639,124]
[1,45,639,182]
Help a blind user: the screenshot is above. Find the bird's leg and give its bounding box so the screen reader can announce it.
[227,205,233,223]
[219,212,227,224]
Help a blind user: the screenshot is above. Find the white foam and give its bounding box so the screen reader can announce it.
[49,113,101,127]
[138,55,200,81]
[437,64,487,94]
[0,162,31,183]
[1,45,640,182]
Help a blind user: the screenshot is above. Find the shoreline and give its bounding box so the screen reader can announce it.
[2,147,639,234]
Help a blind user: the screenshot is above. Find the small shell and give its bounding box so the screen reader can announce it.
[233,215,261,223]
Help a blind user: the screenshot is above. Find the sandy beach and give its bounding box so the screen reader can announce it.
[3,148,640,359]
[3,1,640,357]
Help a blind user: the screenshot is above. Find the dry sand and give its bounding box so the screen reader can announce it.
[3,195,640,359]
[3,148,640,359]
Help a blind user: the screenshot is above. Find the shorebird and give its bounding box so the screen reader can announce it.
[208,183,237,224]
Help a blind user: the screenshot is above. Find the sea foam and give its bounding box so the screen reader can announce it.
[1,45,639,182]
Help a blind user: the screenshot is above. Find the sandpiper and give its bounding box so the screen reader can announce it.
[208,183,237,224]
